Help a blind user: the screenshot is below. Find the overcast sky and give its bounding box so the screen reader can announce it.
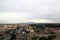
[0,0,60,23]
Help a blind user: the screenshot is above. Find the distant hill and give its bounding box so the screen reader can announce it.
[19,22,36,24]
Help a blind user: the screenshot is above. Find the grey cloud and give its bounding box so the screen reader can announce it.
[0,0,60,23]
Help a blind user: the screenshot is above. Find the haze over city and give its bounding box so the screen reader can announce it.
[0,0,60,23]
